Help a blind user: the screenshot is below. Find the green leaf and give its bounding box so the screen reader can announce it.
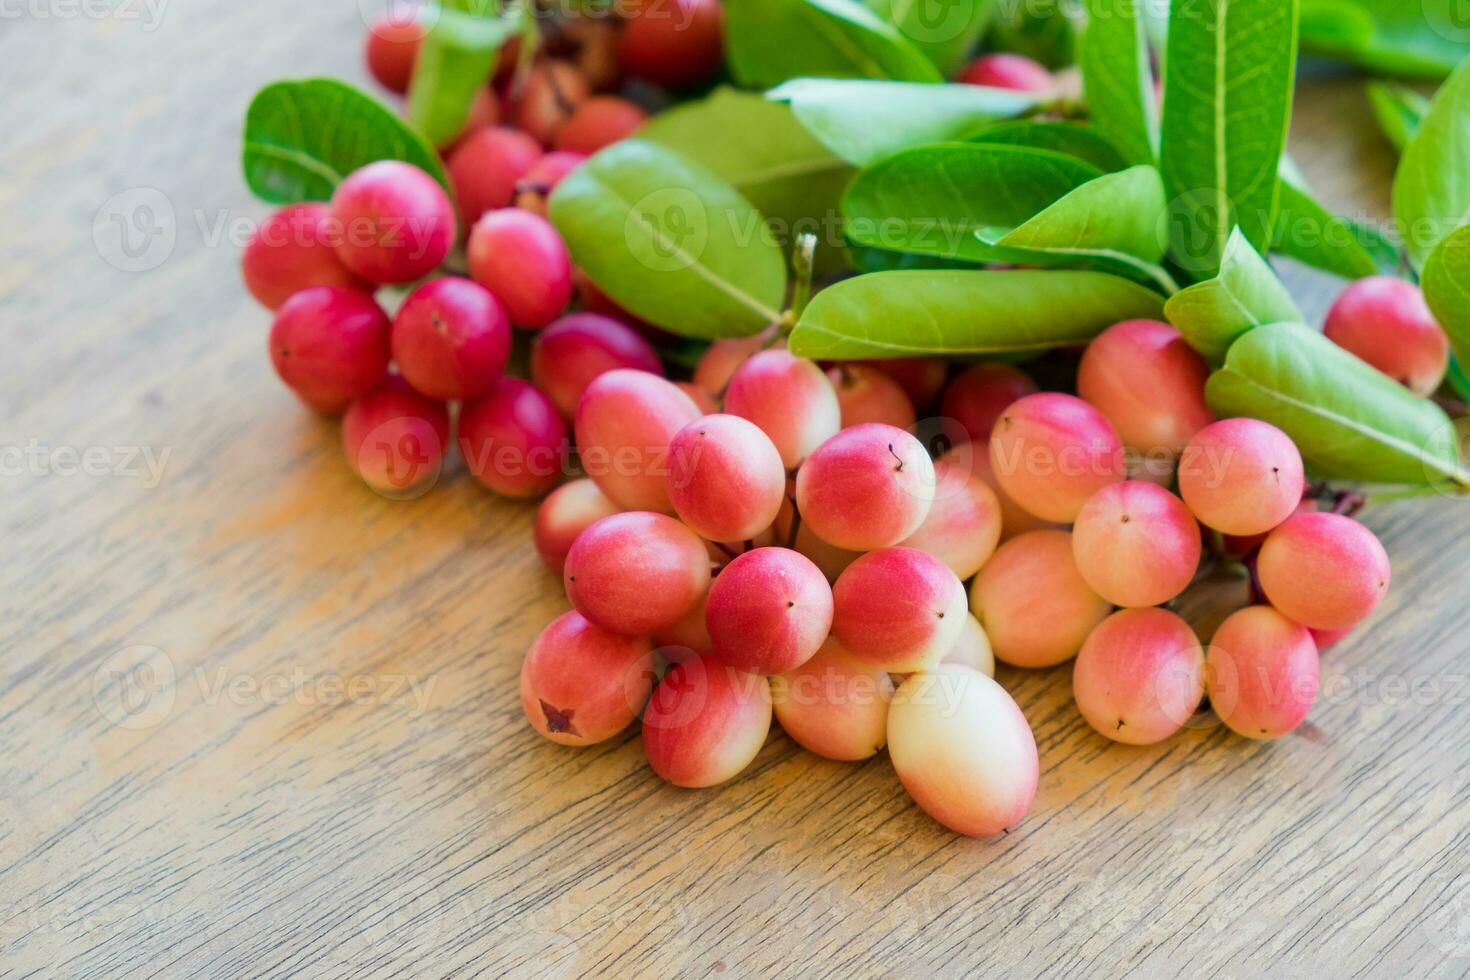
[242,78,449,204]
[1272,175,1379,280]
[842,142,1101,261]
[1300,0,1470,79]
[866,0,996,76]
[1367,80,1429,153]
[788,268,1165,357]
[1422,224,1470,375]
[986,0,1080,68]
[1158,0,1300,276]
[1206,322,1467,486]
[726,0,942,88]
[548,140,788,339]
[640,87,855,277]
[1079,0,1158,167]
[845,244,981,273]
[1164,228,1302,362]
[768,78,1038,166]
[967,119,1128,171]
[406,7,517,150]
[1448,352,1470,403]
[1393,57,1470,271]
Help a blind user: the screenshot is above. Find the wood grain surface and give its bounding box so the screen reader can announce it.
[3,4,1469,977]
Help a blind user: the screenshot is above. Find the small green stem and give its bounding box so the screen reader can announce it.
[788,233,817,325]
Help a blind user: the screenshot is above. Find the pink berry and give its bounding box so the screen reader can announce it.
[1310,626,1353,651]
[831,547,968,672]
[1206,605,1320,739]
[945,441,1057,540]
[513,150,587,216]
[652,589,714,659]
[898,458,1003,580]
[642,655,772,787]
[341,375,449,496]
[575,369,702,512]
[520,611,656,745]
[364,12,424,94]
[1072,481,1202,608]
[242,203,367,309]
[330,161,455,284]
[1257,512,1391,630]
[724,349,841,469]
[618,0,725,90]
[943,613,995,677]
[827,364,917,429]
[1178,418,1305,536]
[706,547,833,676]
[1073,608,1205,745]
[391,276,511,401]
[459,378,568,498]
[958,53,1054,92]
[691,326,778,395]
[467,208,574,329]
[269,285,390,413]
[530,312,664,420]
[888,666,1039,837]
[564,511,711,634]
[446,127,543,226]
[1324,275,1449,396]
[771,637,895,761]
[940,362,1039,445]
[667,414,786,542]
[989,392,1126,523]
[534,478,620,573]
[772,493,863,583]
[857,358,948,410]
[1077,320,1215,456]
[554,96,648,154]
[1222,497,1316,557]
[796,423,936,551]
[970,530,1111,668]
[676,381,719,415]
[511,60,591,146]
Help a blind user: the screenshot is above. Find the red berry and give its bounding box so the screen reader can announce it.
[269,286,390,413]
[958,53,1054,92]
[467,208,574,329]
[618,0,725,90]
[364,12,425,94]
[341,375,450,496]
[242,203,366,310]
[530,312,664,420]
[459,378,569,498]
[391,277,512,401]
[554,96,648,154]
[446,127,542,226]
[330,161,455,284]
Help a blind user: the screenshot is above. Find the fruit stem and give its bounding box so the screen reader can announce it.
[788,233,817,325]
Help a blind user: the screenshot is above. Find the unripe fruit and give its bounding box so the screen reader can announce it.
[971,530,1111,668]
[725,349,841,469]
[771,637,894,761]
[513,150,587,216]
[940,362,1039,445]
[1324,275,1449,396]
[667,415,786,543]
[467,208,574,329]
[342,375,449,496]
[990,392,1126,523]
[796,423,936,551]
[1178,418,1305,536]
[329,161,455,284]
[943,613,996,677]
[446,127,543,225]
[1073,608,1205,745]
[520,611,655,745]
[1071,481,1201,608]
[531,312,664,420]
[826,364,917,429]
[554,96,648,154]
[898,458,1002,580]
[831,547,967,672]
[511,59,590,146]
[857,358,948,410]
[1077,320,1215,456]
[1206,605,1320,739]
[364,12,424,94]
[564,511,711,635]
[706,547,833,676]
[692,326,778,395]
[618,0,725,90]
[269,286,390,413]
[459,378,568,498]
[391,277,511,401]
[534,478,620,573]
[642,655,772,787]
[242,203,367,309]
[888,666,1039,837]
[575,370,702,512]
[1257,512,1391,630]
[958,53,1054,93]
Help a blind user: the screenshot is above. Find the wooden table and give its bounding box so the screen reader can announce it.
[4,4,1467,976]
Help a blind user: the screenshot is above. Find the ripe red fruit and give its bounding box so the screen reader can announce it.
[692,326,779,395]
[534,478,620,573]
[642,655,772,788]
[724,349,842,469]
[530,312,664,420]
[1206,605,1320,740]
[459,378,568,499]
[341,375,450,496]
[1178,418,1305,536]
[618,0,725,90]
[513,151,587,216]
[1073,608,1206,745]
[1071,481,1202,608]
[329,161,455,284]
[554,96,648,154]
[1257,512,1392,630]
[1324,275,1449,396]
[898,458,1003,580]
[564,511,711,635]
[796,423,936,551]
[940,362,1039,445]
[520,611,656,745]
[706,547,834,676]
[467,208,574,329]
[269,285,390,413]
[391,277,511,401]
[857,358,948,409]
[364,12,425,94]
[242,203,367,309]
[989,392,1126,522]
[827,364,917,429]
[511,60,591,146]
[446,127,543,226]
[831,547,968,672]
[958,53,1054,92]
[1077,320,1215,456]
[575,370,703,512]
[667,415,786,543]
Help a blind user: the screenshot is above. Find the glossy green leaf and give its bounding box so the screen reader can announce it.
[1300,0,1470,79]
[1207,322,1467,486]
[1079,0,1158,166]
[1422,224,1470,375]
[242,78,449,204]
[842,143,1101,261]
[768,78,1038,166]
[1393,57,1470,271]
[967,119,1128,172]
[1164,228,1302,361]
[844,245,981,273]
[1272,176,1379,280]
[549,140,788,339]
[788,268,1165,357]
[1159,0,1299,276]
[1448,353,1470,403]
[406,6,517,150]
[1368,80,1429,153]
[866,0,995,75]
[726,0,942,88]
[987,0,1080,68]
